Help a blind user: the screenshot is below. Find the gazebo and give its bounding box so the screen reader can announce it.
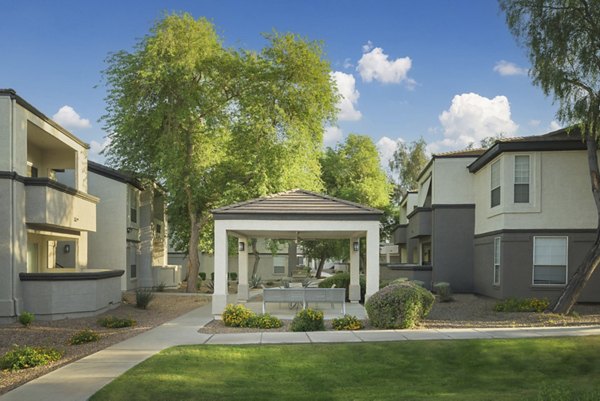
[211,189,382,316]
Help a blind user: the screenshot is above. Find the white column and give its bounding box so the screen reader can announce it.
[237,236,249,302]
[349,237,360,303]
[365,223,380,301]
[212,220,228,316]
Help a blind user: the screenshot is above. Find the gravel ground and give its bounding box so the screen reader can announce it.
[199,293,600,333]
[0,292,209,395]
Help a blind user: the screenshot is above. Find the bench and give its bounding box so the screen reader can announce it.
[262,288,346,315]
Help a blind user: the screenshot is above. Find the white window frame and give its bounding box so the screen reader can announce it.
[532,236,568,286]
[273,255,286,275]
[514,155,530,203]
[490,160,501,208]
[493,237,501,286]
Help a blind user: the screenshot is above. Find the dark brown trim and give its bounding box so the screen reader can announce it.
[385,264,433,271]
[0,171,23,182]
[23,177,99,203]
[431,204,475,210]
[19,270,124,281]
[474,228,596,239]
[406,207,431,220]
[88,161,145,191]
[213,213,382,221]
[27,223,81,236]
[468,137,586,173]
[0,89,90,149]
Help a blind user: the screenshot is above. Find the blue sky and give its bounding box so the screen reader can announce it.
[1,1,560,166]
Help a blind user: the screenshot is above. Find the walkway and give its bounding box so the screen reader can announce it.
[1,301,600,401]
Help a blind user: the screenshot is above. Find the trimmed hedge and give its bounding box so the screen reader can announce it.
[291,308,325,332]
[365,281,435,329]
[318,273,366,302]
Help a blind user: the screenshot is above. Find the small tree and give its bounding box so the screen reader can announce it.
[389,137,429,201]
[500,0,600,313]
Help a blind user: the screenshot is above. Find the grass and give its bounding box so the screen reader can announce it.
[90,336,600,401]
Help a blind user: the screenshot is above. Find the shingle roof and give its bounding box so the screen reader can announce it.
[433,148,486,158]
[212,189,383,220]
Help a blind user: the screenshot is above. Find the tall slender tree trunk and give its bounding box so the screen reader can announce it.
[315,257,326,279]
[186,211,201,292]
[551,131,600,314]
[251,239,260,278]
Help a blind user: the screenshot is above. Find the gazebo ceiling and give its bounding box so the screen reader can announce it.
[211,189,382,221]
[228,229,366,240]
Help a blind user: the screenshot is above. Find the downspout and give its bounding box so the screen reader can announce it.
[9,95,17,317]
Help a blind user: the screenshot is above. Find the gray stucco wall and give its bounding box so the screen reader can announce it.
[474,230,600,302]
[431,205,475,292]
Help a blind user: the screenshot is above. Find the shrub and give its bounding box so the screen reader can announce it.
[196,279,203,291]
[199,272,207,281]
[18,311,34,327]
[0,345,62,371]
[155,282,166,292]
[229,272,238,281]
[210,272,215,281]
[249,274,262,289]
[135,288,154,309]
[222,304,255,327]
[494,298,549,313]
[243,313,283,329]
[433,282,453,302]
[70,329,100,345]
[332,315,363,331]
[365,281,435,329]
[98,316,136,328]
[318,273,366,302]
[205,280,214,293]
[291,308,325,332]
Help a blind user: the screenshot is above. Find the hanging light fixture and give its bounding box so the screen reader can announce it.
[353,241,359,252]
[238,242,245,252]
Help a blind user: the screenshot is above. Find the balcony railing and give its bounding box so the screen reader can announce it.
[24,178,98,232]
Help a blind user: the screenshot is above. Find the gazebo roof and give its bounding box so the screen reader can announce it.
[212,189,383,221]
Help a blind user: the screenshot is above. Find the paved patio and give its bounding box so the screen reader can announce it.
[1,298,600,401]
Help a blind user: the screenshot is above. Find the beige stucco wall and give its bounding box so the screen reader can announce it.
[25,185,96,231]
[432,157,478,204]
[399,192,418,224]
[474,150,596,234]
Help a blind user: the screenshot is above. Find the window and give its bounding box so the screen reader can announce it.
[129,188,138,224]
[493,237,501,286]
[421,242,431,265]
[156,223,162,235]
[514,155,530,203]
[533,237,568,285]
[491,160,501,208]
[273,255,286,275]
[128,244,138,279]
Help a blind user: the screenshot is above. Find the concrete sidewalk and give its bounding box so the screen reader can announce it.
[2,302,600,401]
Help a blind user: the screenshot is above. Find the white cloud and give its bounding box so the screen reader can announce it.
[376,136,400,171]
[493,60,528,76]
[331,71,362,121]
[52,105,91,129]
[324,126,343,147]
[342,58,354,69]
[88,137,111,162]
[429,93,518,153]
[362,41,374,53]
[528,119,541,127]
[549,120,562,131]
[357,45,414,86]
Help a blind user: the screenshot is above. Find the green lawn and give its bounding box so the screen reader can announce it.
[90,336,600,401]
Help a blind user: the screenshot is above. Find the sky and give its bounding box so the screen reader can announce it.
[0,0,561,168]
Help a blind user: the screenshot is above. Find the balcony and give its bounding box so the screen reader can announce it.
[25,178,98,232]
[407,207,431,238]
[393,224,407,245]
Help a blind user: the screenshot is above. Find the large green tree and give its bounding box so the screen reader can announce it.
[389,137,429,201]
[102,14,337,292]
[305,134,392,277]
[500,0,600,313]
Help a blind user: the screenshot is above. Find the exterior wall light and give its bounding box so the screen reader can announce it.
[239,242,245,252]
[64,244,71,253]
[353,241,359,252]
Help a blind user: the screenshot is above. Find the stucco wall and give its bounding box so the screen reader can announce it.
[432,157,478,205]
[474,230,600,302]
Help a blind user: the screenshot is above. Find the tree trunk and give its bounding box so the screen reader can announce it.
[251,239,260,278]
[186,212,201,292]
[288,240,297,277]
[551,131,600,314]
[315,257,326,279]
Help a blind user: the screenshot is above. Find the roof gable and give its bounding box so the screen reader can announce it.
[212,189,383,220]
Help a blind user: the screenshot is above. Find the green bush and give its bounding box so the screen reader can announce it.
[433,282,453,302]
[365,281,435,329]
[318,273,366,302]
[332,315,363,331]
[495,298,549,313]
[135,288,154,309]
[222,304,255,327]
[229,272,238,281]
[70,329,100,345]
[243,313,283,329]
[199,272,207,281]
[154,282,166,292]
[0,345,62,371]
[291,308,325,332]
[210,272,215,281]
[98,316,136,328]
[18,311,35,327]
[249,274,262,289]
[196,279,203,291]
